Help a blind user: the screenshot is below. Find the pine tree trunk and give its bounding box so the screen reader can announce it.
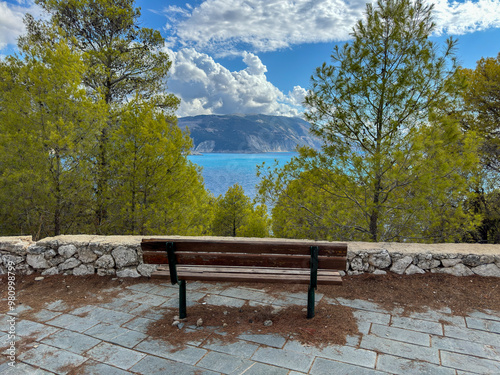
[54,153,61,236]
[95,127,108,233]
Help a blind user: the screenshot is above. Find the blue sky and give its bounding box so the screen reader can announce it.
[2,0,500,117]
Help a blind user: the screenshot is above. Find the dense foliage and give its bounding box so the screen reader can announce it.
[458,53,500,177]
[457,53,500,243]
[0,0,211,238]
[211,184,270,238]
[0,34,103,236]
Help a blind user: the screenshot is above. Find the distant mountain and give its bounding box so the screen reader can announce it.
[178,114,322,153]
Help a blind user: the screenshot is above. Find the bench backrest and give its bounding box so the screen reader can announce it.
[141,238,347,270]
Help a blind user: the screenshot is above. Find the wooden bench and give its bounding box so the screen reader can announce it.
[141,238,347,319]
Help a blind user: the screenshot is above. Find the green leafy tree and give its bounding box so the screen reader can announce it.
[212,184,269,237]
[463,189,500,244]
[259,0,480,242]
[458,53,500,177]
[266,168,366,241]
[108,96,211,235]
[239,204,271,238]
[34,0,172,105]
[0,31,104,238]
[457,53,500,243]
[32,0,179,231]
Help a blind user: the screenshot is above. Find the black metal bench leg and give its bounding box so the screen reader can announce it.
[307,245,319,319]
[179,280,187,319]
[307,285,315,319]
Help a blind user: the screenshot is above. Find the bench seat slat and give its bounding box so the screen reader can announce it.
[151,266,342,285]
[177,265,341,276]
[143,251,346,270]
[142,238,347,256]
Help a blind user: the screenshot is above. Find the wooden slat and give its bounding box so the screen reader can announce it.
[151,266,342,285]
[176,265,341,276]
[143,251,346,270]
[157,271,341,285]
[142,238,347,256]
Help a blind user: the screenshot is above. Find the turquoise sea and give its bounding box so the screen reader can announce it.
[188,153,297,199]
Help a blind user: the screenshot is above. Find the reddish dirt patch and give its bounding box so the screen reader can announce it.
[146,301,357,349]
[0,274,137,316]
[334,272,500,316]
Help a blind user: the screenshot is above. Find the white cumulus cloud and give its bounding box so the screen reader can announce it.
[0,1,45,50]
[165,0,364,55]
[165,48,306,117]
[0,1,29,49]
[432,0,500,35]
[164,0,500,54]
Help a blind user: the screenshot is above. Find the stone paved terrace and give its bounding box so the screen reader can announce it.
[1,279,500,375]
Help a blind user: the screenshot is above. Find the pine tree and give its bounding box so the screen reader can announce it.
[458,53,500,177]
[212,184,269,237]
[457,52,500,243]
[259,0,480,242]
[0,32,104,238]
[108,96,211,235]
[33,0,179,232]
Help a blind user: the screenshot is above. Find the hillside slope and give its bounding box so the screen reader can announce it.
[178,114,321,153]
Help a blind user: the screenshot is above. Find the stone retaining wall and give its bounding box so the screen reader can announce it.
[1,235,500,278]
